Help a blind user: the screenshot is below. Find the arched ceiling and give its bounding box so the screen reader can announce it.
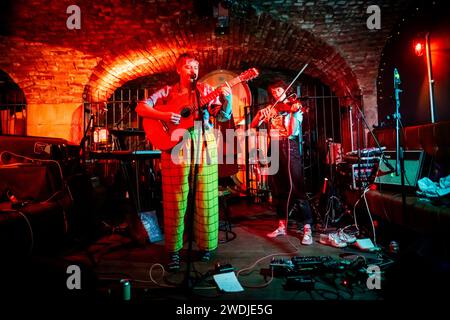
[1,0,413,103]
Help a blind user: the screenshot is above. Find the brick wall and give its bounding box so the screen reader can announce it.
[0,0,411,142]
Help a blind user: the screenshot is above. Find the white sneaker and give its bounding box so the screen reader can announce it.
[267,226,286,238]
[338,230,357,244]
[319,232,347,248]
[301,226,313,245]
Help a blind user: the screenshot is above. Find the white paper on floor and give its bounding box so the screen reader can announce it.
[213,272,244,292]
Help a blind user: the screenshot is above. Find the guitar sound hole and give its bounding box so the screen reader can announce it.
[180,108,191,118]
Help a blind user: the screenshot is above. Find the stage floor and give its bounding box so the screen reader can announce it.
[6,199,438,306]
[59,201,385,302]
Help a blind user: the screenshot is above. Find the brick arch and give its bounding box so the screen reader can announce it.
[85,13,360,102]
[0,68,27,135]
[0,68,27,102]
[3,0,413,133]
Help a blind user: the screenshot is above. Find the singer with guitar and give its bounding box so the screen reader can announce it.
[251,79,313,245]
[135,53,233,271]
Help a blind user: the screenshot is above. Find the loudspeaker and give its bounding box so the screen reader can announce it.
[374,150,426,187]
[0,135,68,160]
[0,135,81,176]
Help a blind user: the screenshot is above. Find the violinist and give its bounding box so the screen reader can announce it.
[251,79,313,245]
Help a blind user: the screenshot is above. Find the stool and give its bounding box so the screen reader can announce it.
[218,188,236,243]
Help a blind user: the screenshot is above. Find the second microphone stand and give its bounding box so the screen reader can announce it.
[393,74,407,225]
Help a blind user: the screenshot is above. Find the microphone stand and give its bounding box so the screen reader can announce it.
[324,138,339,229]
[79,112,95,164]
[356,105,362,192]
[114,104,136,130]
[184,75,204,293]
[393,70,407,225]
[111,102,142,221]
[112,102,137,150]
[354,104,395,176]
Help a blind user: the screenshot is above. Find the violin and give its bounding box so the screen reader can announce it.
[274,93,307,113]
[258,93,308,123]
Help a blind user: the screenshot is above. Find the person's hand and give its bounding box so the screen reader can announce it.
[290,102,303,113]
[220,85,232,97]
[165,112,181,125]
[260,106,277,120]
[210,104,222,116]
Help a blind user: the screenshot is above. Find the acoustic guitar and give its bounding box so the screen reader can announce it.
[143,68,259,151]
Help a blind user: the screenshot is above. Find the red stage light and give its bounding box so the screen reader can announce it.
[414,40,424,56]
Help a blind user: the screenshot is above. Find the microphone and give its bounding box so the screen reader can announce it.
[394,68,401,88]
[190,72,197,81]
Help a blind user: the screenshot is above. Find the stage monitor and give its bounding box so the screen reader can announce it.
[374,150,426,188]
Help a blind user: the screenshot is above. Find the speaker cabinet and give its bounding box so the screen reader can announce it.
[374,150,427,188]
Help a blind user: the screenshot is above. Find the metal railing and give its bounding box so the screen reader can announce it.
[0,91,27,136]
[84,83,347,195]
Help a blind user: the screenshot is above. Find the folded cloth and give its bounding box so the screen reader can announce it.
[417,175,450,198]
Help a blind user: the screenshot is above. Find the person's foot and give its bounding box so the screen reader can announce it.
[267,226,286,238]
[267,220,287,238]
[319,232,347,248]
[301,224,313,245]
[199,249,216,262]
[337,229,357,244]
[166,251,180,272]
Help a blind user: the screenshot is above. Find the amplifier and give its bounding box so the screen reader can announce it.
[336,162,377,190]
[351,163,377,190]
[374,150,426,188]
[0,135,81,176]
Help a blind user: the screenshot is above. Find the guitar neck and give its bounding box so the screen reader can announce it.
[198,77,240,106]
